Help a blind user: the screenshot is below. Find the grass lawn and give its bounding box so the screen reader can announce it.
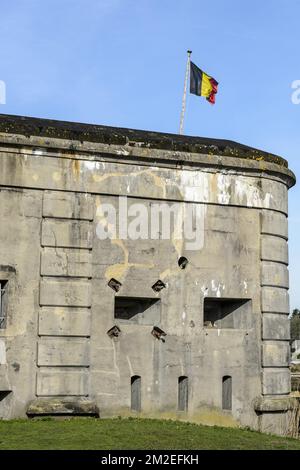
[0,418,299,450]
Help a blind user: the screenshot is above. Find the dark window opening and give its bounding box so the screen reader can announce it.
[131,375,141,412]
[107,325,121,338]
[222,376,232,410]
[178,376,188,411]
[151,326,167,342]
[108,278,122,292]
[152,280,166,292]
[0,281,8,329]
[203,298,251,329]
[0,391,11,402]
[115,297,160,325]
[178,257,188,269]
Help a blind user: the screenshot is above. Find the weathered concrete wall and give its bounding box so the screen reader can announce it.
[0,188,42,417]
[0,115,296,434]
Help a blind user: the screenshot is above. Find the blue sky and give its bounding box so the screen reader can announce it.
[0,0,299,309]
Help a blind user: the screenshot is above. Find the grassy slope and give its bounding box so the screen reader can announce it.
[0,418,299,450]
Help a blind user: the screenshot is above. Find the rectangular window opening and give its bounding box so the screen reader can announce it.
[131,376,141,412]
[203,298,251,329]
[222,376,232,410]
[178,376,188,412]
[115,297,161,325]
[0,280,8,329]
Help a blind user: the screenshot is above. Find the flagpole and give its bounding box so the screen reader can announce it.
[179,50,192,135]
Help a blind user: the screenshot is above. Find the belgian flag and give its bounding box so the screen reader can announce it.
[190,61,218,104]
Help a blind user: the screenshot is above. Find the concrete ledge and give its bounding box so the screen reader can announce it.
[27,399,99,417]
[253,396,297,412]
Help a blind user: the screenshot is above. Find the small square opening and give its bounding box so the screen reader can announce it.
[114,297,161,325]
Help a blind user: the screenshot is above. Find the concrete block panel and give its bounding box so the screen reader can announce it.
[37,369,88,396]
[41,248,92,278]
[261,286,289,314]
[261,210,288,239]
[261,235,288,264]
[261,261,289,288]
[41,219,93,249]
[262,314,290,340]
[262,341,290,367]
[40,280,91,307]
[38,338,89,366]
[39,307,91,336]
[43,191,94,220]
[259,411,290,435]
[260,179,288,215]
[262,368,291,395]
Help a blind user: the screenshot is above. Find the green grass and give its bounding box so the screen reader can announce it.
[0,417,299,450]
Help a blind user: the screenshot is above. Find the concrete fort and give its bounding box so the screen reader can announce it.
[0,113,296,435]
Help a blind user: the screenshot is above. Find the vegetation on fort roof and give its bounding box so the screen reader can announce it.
[0,418,299,450]
[0,114,289,168]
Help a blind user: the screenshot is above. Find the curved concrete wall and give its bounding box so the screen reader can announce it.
[0,118,295,435]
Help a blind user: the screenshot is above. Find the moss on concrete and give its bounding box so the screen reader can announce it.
[0,113,288,168]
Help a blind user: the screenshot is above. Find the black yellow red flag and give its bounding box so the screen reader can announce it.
[190,61,218,104]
